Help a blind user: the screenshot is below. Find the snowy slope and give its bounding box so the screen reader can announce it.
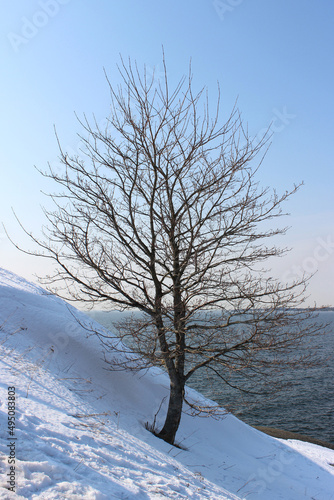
[0,268,333,499]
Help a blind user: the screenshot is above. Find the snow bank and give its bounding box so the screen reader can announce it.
[0,268,333,499]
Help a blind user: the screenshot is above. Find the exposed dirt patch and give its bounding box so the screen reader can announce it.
[253,426,334,451]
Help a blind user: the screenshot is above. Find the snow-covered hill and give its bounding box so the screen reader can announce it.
[0,268,333,499]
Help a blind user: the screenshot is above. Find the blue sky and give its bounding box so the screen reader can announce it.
[1,0,333,306]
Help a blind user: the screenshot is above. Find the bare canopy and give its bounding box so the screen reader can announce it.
[12,56,324,445]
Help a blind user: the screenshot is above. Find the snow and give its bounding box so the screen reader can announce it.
[0,267,333,499]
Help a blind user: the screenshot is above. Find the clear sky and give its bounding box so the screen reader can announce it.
[1,0,333,306]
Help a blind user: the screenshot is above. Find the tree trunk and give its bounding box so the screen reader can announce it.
[158,379,184,445]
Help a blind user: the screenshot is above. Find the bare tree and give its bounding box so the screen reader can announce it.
[13,56,324,445]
